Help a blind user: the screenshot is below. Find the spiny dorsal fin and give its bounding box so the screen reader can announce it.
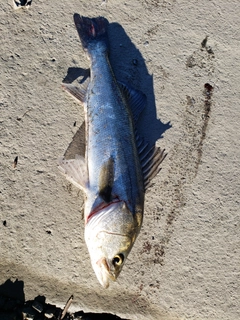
[98,157,114,203]
[143,147,166,190]
[62,80,89,103]
[118,81,146,123]
[136,134,166,190]
[58,155,88,192]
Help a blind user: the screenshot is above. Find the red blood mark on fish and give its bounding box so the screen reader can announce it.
[86,198,121,224]
[90,23,96,37]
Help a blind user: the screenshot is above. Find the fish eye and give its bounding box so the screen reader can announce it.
[112,253,124,266]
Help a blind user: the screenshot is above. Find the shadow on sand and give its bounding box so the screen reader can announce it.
[0,279,130,320]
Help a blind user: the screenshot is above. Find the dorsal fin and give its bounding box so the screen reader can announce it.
[136,134,166,190]
[98,157,115,203]
[118,81,146,123]
[142,147,166,190]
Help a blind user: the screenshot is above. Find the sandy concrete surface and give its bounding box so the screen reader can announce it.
[0,1,239,319]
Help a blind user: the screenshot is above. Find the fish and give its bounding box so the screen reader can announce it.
[58,14,166,288]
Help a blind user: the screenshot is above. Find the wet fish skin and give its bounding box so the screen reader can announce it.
[58,14,166,288]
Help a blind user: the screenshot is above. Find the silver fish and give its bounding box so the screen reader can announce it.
[58,14,166,288]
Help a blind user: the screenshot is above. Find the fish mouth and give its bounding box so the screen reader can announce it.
[95,257,116,288]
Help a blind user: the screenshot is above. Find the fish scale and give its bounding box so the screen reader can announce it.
[85,52,142,212]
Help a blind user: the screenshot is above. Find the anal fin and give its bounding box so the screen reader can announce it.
[64,121,86,160]
[62,80,89,103]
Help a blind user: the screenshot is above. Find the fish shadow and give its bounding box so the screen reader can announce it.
[62,20,171,157]
[108,22,171,145]
[62,67,90,84]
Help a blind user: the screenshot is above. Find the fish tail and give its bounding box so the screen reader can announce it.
[73,14,109,53]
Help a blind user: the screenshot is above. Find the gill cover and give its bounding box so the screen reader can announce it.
[85,201,140,288]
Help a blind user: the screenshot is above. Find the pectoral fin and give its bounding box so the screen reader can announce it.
[98,157,114,203]
[58,155,88,191]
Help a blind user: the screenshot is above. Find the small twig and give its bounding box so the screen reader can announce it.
[59,295,74,320]
[13,156,18,169]
[17,109,31,121]
[201,35,208,48]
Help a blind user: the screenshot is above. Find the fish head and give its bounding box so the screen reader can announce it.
[85,200,142,288]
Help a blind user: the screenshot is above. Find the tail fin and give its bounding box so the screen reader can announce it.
[73,14,109,52]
